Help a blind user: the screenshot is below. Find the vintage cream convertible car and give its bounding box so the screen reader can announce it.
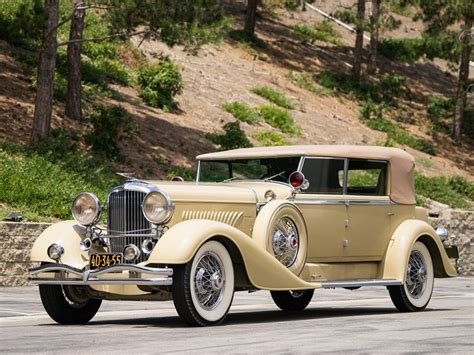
[29,145,459,326]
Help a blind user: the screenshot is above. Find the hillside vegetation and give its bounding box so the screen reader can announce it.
[0,0,472,221]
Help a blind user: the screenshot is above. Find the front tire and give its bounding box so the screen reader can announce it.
[172,240,235,326]
[388,241,434,312]
[39,285,102,324]
[271,289,314,311]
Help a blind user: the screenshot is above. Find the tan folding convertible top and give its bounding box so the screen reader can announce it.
[198,145,416,205]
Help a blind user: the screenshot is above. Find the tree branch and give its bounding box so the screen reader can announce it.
[57,30,157,46]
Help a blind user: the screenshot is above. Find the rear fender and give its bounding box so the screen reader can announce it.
[380,219,458,281]
[148,219,318,291]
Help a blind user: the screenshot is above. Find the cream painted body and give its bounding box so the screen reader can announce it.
[30,146,458,298]
[30,181,456,296]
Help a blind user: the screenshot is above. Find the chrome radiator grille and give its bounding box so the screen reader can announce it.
[107,189,152,263]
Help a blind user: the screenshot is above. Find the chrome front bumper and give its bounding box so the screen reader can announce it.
[28,263,173,286]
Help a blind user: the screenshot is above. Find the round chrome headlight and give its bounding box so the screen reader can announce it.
[142,191,174,224]
[71,192,101,226]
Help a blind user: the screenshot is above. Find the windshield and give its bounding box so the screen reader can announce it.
[198,157,301,183]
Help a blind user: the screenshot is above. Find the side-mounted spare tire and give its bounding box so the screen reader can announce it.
[253,201,308,276]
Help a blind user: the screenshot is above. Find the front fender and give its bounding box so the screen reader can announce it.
[30,220,89,269]
[149,219,319,290]
[380,219,458,281]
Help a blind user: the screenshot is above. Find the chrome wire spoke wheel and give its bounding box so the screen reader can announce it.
[388,241,434,312]
[173,240,234,326]
[406,250,427,298]
[194,252,226,310]
[272,217,299,267]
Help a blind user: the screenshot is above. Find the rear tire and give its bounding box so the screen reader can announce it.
[39,285,102,324]
[271,289,314,311]
[388,241,434,312]
[172,241,234,326]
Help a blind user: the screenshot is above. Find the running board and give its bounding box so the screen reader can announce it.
[321,279,402,289]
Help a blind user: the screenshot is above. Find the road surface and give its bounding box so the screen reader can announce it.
[1,277,473,354]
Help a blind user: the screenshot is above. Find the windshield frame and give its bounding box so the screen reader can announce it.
[196,156,305,183]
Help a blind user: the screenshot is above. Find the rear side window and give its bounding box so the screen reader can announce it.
[301,158,345,194]
[346,160,388,196]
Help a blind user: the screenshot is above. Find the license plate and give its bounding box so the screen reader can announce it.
[89,253,123,270]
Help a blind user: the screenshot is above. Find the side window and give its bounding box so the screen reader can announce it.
[301,158,345,194]
[347,160,388,196]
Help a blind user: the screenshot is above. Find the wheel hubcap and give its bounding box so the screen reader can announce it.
[194,252,226,310]
[272,217,299,267]
[406,250,427,298]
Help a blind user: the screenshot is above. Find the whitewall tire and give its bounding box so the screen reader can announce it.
[172,240,235,326]
[388,241,434,312]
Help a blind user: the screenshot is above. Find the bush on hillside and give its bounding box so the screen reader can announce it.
[223,102,261,123]
[252,87,295,109]
[258,105,300,135]
[253,131,289,146]
[136,61,184,111]
[206,122,253,150]
[292,21,342,45]
[0,0,45,48]
[85,105,134,160]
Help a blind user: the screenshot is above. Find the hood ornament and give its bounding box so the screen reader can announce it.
[116,172,138,181]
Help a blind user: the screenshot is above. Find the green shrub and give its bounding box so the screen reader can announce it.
[379,38,424,63]
[379,35,459,64]
[426,95,454,133]
[0,141,119,220]
[292,21,342,45]
[34,128,80,162]
[0,0,45,48]
[257,105,300,135]
[287,71,333,96]
[85,105,134,160]
[206,121,253,151]
[252,87,295,109]
[136,61,184,111]
[223,102,261,123]
[388,0,413,17]
[254,131,289,146]
[360,101,436,155]
[415,174,473,209]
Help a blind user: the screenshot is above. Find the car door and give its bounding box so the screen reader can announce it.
[293,157,347,261]
[344,159,391,261]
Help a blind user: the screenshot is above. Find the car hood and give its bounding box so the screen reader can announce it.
[144,180,293,204]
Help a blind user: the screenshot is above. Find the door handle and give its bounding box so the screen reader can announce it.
[388,212,395,216]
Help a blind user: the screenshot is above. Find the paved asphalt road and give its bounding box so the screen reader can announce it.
[0,277,472,354]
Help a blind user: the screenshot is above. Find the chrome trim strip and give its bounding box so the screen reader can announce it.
[294,200,347,205]
[29,278,173,286]
[90,264,173,277]
[293,199,393,206]
[29,264,83,277]
[321,279,402,288]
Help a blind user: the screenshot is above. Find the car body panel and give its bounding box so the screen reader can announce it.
[149,219,319,290]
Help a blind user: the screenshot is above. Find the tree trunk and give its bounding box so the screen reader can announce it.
[352,0,366,80]
[453,15,472,142]
[65,0,86,122]
[31,0,60,144]
[367,0,379,75]
[244,0,258,37]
